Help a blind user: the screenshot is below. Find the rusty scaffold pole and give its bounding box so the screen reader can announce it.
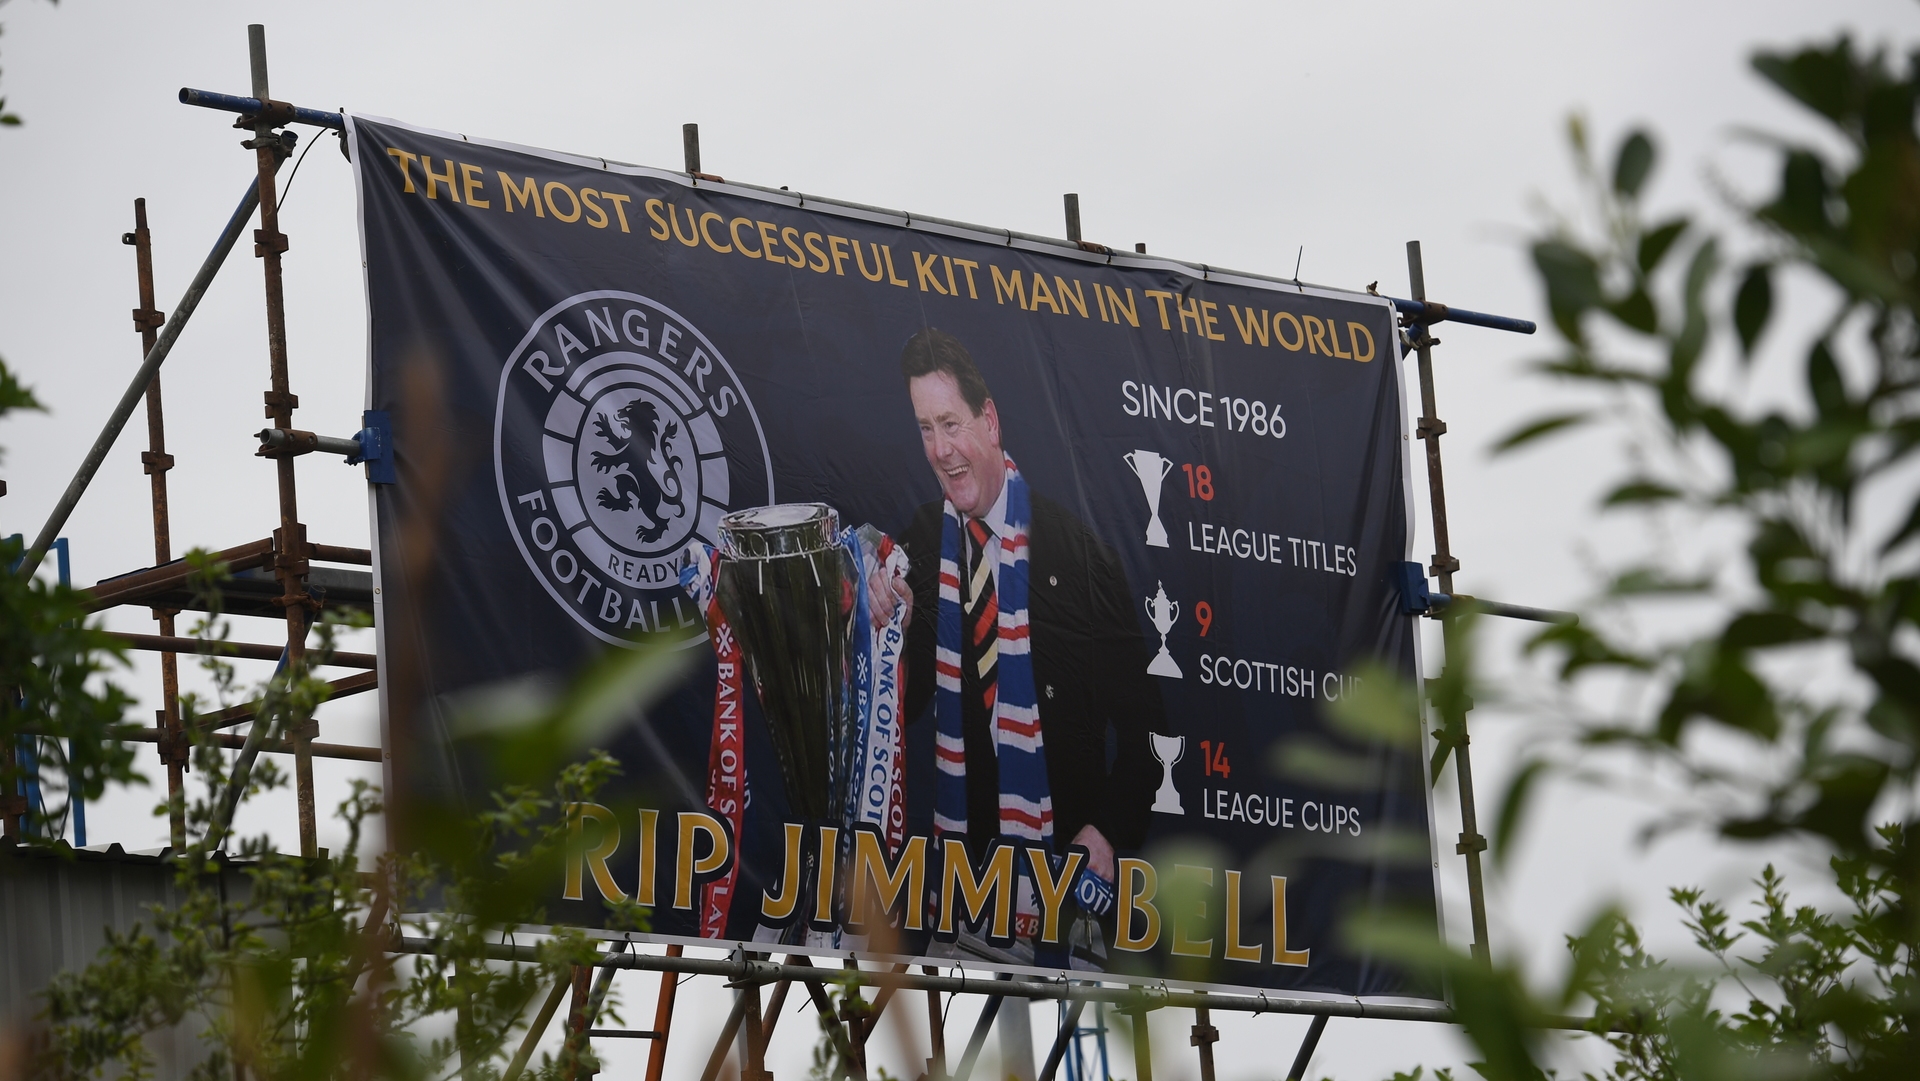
[1405,240,1491,967]
[241,23,318,858]
[1190,994,1218,1081]
[642,944,683,1081]
[124,199,188,849]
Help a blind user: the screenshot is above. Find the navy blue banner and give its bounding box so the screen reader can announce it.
[352,114,1438,1001]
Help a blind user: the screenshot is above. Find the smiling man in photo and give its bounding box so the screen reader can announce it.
[880,326,1163,968]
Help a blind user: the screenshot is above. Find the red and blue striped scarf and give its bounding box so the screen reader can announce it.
[933,456,1052,847]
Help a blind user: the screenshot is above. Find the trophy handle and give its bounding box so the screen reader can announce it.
[1144,595,1155,621]
[1123,450,1138,473]
[1158,456,1174,480]
[1167,598,1179,623]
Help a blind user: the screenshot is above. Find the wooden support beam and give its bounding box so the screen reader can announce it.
[1038,999,1085,1081]
[925,966,947,1081]
[698,991,751,1081]
[310,544,372,565]
[85,537,273,610]
[740,979,768,1081]
[564,964,592,1081]
[505,976,571,1081]
[124,727,380,762]
[202,670,378,730]
[643,944,683,1081]
[1285,1015,1330,1081]
[1131,1004,1154,1081]
[1191,999,1218,1081]
[842,958,869,1079]
[109,631,376,669]
[793,958,860,1080]
[861,964,911,1039]
[759,979,792,1043]
[952,974,1012,1081]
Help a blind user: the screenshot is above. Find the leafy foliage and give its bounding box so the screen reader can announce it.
[0,532,140,833]
[27,580,659,1081]
[1568,839,1914,1081]
[1,357,142,840]
[1400,31,1920,1081]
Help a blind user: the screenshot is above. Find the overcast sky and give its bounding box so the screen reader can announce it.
[4,2,1917,1078]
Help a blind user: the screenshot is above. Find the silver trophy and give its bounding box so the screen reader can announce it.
[1144,581,1183,678]
[714,503,858,828]
[713,503,860,941]
[1123,449,1174,548]
[1150,733,1186,815]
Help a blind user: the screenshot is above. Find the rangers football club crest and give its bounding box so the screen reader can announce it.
[495,290,772,647]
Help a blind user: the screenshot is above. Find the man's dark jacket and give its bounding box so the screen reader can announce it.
[900,491,1162,855]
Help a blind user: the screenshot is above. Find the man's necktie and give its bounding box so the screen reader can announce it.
[965,518,999,718]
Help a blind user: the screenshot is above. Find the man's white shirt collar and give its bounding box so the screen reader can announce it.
[964,474,1011,593]
[980,473,1012,542]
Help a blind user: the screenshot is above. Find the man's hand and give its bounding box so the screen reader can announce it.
[867,560,913,630]
[1071,824,1115,884]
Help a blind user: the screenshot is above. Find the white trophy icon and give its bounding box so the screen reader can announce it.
[1144,581,1183,679]
[1123,449,1174,548]
[1150,733,1186,815]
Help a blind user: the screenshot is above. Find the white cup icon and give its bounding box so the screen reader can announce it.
[1123,450,1174,548]
[1150,733,1185,815]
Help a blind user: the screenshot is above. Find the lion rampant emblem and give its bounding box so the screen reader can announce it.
[590,398,686,543]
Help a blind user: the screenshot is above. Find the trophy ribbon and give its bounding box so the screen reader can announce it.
[843,526,911,857]
[681,543,749,938]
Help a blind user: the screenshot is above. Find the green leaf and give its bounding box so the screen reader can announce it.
[1733,263,1773,357]
[1858,654,1920,737]
[1613,130,1656,197]
[1752,42,1867,134]
[1765,150,1834,236]
[1272,737,1380,790]
[1721,611,1821,649]
[1806,339,1849,420]
[1325,661,1422,747]
[1637,218,1689,274]
[1657,644,1778,742]
[1662,237,1719,426]
[1532,240,1604,339]
[1864,695,1920,748]
[1608,287,1658,333]
[1609,567,1713,594]
[0,357,43,418]
[1493,411,1589,453]
[1523,619,1653,678]
[1492,759,1546,867]
[1797,755,1889,853]
[1602,479,1683,506]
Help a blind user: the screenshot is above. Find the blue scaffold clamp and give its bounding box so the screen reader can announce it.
[1394,561,1453,616]
[347,409,396,485]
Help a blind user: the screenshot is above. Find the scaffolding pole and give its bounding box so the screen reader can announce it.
[1405,240,1493,967]
[241,23,318,859]
[123,199,189,849]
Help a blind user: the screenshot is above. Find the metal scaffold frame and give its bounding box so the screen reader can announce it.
[4,22,1577,1081]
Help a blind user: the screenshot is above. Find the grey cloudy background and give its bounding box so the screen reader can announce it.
[3,2,1916,1078]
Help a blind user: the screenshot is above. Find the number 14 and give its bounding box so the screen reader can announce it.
[1199,740,1231,779]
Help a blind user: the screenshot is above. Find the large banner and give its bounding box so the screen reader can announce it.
[351,114,1439,1002]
